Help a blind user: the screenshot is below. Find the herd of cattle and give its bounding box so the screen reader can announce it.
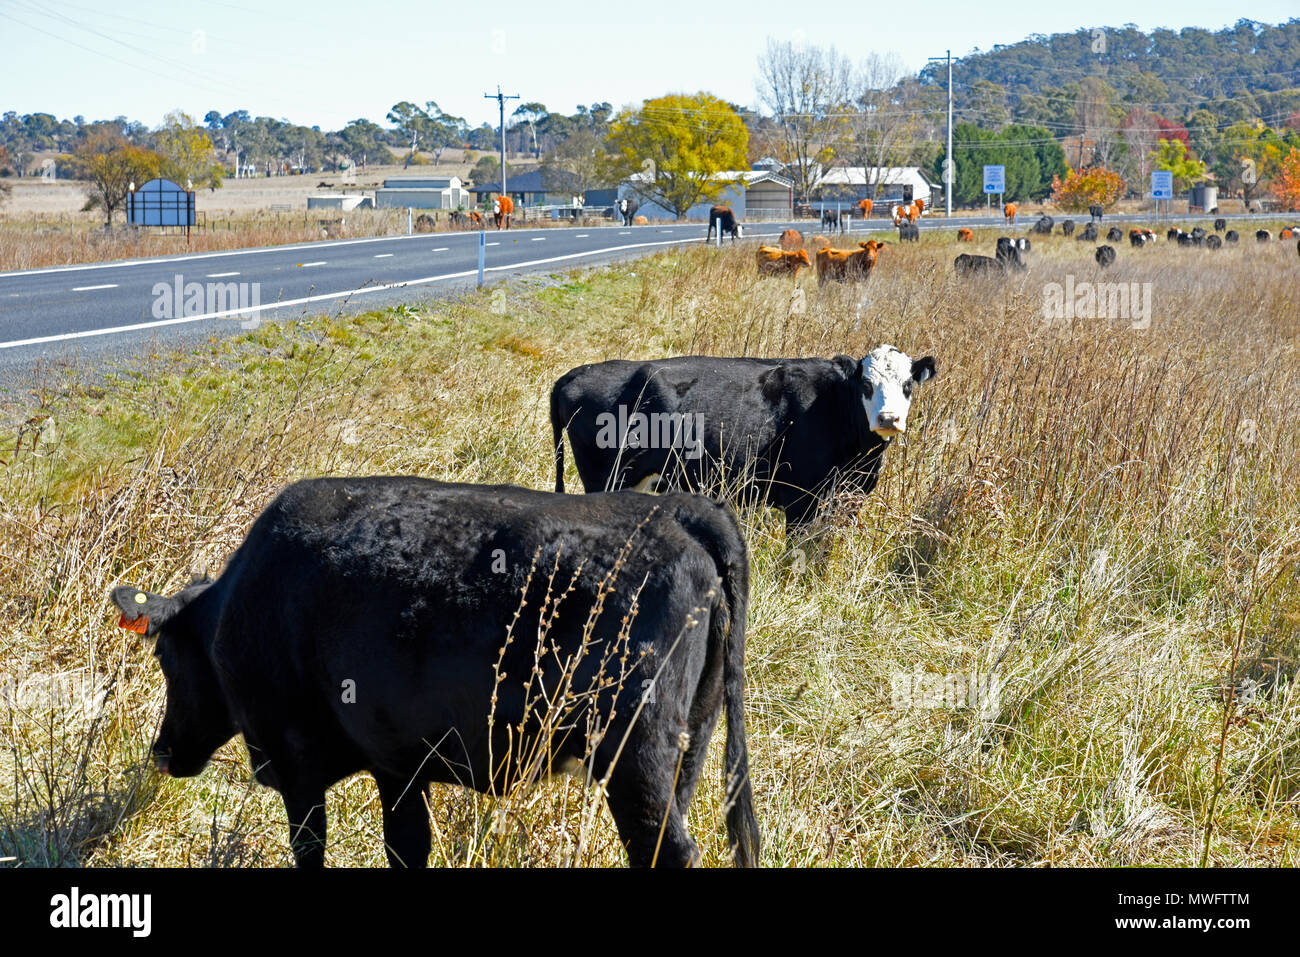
[112,192,1298,869]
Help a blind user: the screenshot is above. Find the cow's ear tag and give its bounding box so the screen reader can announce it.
[118,613,149,634]
[134,592,148,604]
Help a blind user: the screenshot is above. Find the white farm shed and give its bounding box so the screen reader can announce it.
[374,176,470,210]
[619,170,793,221]
[812,166,939,208]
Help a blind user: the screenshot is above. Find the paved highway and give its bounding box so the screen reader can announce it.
[0,210,1282,383]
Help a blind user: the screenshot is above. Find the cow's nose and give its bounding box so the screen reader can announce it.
[876,414,905,435]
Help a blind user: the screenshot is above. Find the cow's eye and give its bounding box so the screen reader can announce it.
[903,381,913,399]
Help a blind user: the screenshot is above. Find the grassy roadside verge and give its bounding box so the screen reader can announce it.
[3,232,1299,866]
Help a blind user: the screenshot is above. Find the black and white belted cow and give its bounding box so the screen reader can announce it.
[617,197,640,226]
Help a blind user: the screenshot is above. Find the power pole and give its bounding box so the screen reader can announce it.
[928,50,953,216]
[484,85,520,198]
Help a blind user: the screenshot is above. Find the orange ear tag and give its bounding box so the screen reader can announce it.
[118,613,149,634]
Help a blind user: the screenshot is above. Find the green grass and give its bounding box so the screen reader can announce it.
[2,228,1299,866]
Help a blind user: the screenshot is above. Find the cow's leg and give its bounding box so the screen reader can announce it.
[282,785,328,869]
[373,771,431,868]
[605,758,699,867]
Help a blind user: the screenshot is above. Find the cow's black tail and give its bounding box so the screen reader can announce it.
[550,383,566,494]
[677,500,760,867]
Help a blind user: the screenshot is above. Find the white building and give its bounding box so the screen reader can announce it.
[620,169,793,220]
[374,176,470,210]
[811,166,941,208]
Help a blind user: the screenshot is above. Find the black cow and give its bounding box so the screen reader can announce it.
[1206,234,1223,250]
[1191,227,1207,246]
[954,253,1001,276]
[1095,245,1116,268]
[1225,230,1239,243]
[1167,227,1184,243]
[1031,215,1054,235]
[1106,226,1122,242]
[1077,223,1099,242]
[1256,229,1272,243]
[1213,218,1226,232]
[1088,204,1104,223]
[111,477,759,869]
[897,222,920,242]
[1296,238,1300,257]
[617,197,640,226]
[707,205,741,242]
[550,346,936,529]
[1061,220,1075,237]
[821,208,841,231]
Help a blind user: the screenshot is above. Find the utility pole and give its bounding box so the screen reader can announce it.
[928,50,953,217]
[484,85,520,198]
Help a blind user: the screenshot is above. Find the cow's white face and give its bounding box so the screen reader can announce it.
[493,200,501,215]
[858,345,936,437]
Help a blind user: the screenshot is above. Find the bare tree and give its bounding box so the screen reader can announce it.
[842,54,930,202]
[756,38,855,203]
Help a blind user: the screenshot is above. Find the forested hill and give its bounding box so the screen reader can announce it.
[921,19,1300,124]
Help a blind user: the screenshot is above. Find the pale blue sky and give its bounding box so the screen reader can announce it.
[2,0,1296,130]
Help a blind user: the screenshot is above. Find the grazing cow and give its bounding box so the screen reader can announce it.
[617,197,640,226]
[1256,229,1272,243]
[112,477,759,869]
[904,203,919,224]
[897,222,920,243]
[1167,227,1184,243]
[1088,204,1104,223]
[1077,223,1099,242]
[1191,227,1207,246]
[1031,215,1054,235]
[1106,226,1122,242]
[757,245,812,278]
[815,240,886,286]
[1061,220,1075,237]
[996,236,1028,271]
[550,345,937,528]
[857,198,873,219]
[1225,230,1239,243]
[1095,245,1116,268]
[779,229,804,250]
[493,195,514,229]
[1206,234,1223,250]
[957,228,974,242]
[1214,218,1227,233]
[1129,228,1146,248]
[1280,226,1296,240]
[1003,202,1018,226]
[468,210,484,227]
[810,234,832,248]
[707,205,741,242]
[821,208,841,231]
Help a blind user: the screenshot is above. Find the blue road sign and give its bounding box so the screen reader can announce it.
[983,165,1005,194]
[1151,170,1174,200]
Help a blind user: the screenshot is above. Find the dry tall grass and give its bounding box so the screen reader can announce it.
[2,227,1298,866]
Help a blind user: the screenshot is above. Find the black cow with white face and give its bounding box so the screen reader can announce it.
[111,477,759,869]
[617,197,639,226]
[550,345,937,528]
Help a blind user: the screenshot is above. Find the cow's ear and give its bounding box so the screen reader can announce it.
[912,356,937,384]
[110,585,185,638]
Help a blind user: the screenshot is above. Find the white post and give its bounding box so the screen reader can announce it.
[407,207,412,235]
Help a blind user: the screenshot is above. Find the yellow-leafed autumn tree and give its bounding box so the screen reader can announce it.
[1050,166,1127,212]
[604,93,748,219]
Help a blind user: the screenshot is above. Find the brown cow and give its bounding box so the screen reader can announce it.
[468,210,484,227]
[756,245,812,278]
[493,195,514,229]
[857,198,873,219]
[1003,202,1018,225]
[892,205,906,227]
[957,228,974,242]
[810,234,832,248]
[914,198,925,216]
[779,229,804,250]
[815,239,885,285]
[904,203,919,224]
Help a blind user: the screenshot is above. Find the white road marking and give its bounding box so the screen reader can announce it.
[299,261,326,267]
[576,234,588,238]
[618,231,631,235]
[486,242,500,246]
[72,283,117,291]
[531,237,545,241]
[206,271,240,278]
[374,253,393,258]
[432,247,449,252]
[1,237,710,351]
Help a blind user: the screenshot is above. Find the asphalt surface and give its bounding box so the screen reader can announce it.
[0,210,1285,387]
